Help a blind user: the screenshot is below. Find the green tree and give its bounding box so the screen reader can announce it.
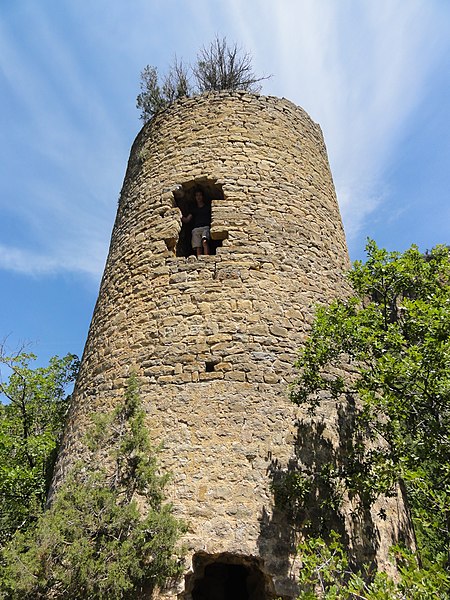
[0,349,79,545]
[289,241,450,594]
[136,37,269,122]
[136,58,191,122]
[1,373,185,599]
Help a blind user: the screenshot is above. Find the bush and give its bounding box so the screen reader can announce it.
[136,36,269,121]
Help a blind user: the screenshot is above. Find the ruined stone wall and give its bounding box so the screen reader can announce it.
[55,92,409,598]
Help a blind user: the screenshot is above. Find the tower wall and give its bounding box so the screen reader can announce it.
[56,93,408,598]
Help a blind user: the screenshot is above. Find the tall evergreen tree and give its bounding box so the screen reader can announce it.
[1,373,185,599]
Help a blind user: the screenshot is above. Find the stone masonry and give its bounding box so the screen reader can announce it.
[55,92,411,599]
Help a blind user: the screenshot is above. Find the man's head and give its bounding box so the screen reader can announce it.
[194,189,204,206]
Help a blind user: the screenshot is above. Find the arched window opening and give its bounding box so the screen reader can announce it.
[173,180,224,258]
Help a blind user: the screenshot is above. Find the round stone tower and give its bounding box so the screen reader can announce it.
[56,92,409,599]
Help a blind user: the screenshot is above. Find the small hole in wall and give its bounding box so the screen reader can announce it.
[205,362,215,373]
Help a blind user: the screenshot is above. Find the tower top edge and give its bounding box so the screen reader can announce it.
[135,91,322,148]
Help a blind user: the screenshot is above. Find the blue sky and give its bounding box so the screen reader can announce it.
[1,0,449,367]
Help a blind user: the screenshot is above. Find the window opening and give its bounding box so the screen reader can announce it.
[173,180,224,258]
[205,361,215,373]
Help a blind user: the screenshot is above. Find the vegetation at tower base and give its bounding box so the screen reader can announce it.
[0,349,79,546]
[283,241,450,597]
[294,532,449,599]
[137,36,268,121]
[0,373,186,599]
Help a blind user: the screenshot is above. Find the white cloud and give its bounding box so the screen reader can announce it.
[0,243,98,278]
[0,0,448,281]
[226,0,447,240]
[0,5,129,279]
[0,240,102,288]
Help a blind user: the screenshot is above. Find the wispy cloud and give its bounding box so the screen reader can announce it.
[0,1,448,281]
[0,241,106,278]
[226,0,448,239]
[0,4,129,279]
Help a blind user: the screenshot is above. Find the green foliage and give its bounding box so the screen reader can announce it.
[296,531,450,599]
[290,241,450,587]
[0,373,186,599]
[136,59,191,123]
[0,349,79,546]
[136,36,268,121]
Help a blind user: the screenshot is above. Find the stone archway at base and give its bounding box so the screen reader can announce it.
[183,552,274,600]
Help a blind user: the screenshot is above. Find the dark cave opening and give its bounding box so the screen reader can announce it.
[186,553,271,600]
[192,562,250,600]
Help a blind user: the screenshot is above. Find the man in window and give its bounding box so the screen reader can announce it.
[182,188,211,257]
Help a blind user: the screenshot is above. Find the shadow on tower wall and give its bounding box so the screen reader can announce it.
[256,395,412,595]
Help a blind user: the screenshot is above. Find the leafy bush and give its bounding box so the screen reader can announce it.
[296,531,449,599]
[0,350,79,545]
[136,36,269,121]
[292,242,450,560]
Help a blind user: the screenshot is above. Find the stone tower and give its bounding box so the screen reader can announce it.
[56,92,410,599]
